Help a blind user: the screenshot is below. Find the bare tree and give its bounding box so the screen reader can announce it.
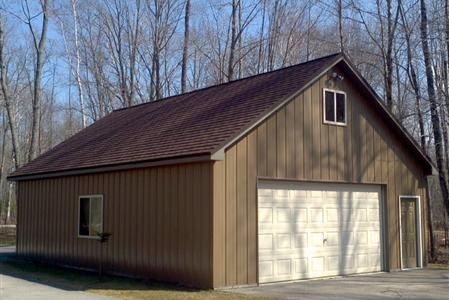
[71,0,86,127]
[256,0,266,72]
[0,15,19,170]
[102,0,142,106]
[143,0,183,99]
[25,0,49,162]
[352,0,400,111]
[266,0,283,71]
[337,0,344,52]
[181,0,190,93]
[420,0,449,219]
[0,17,17,224]
[399,2,426,151]
[385,0,399,111]
[227,0,238,81]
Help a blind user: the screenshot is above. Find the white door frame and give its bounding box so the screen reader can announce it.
[398,195,423,270]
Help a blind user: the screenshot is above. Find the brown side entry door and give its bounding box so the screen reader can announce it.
[400,198,418,269]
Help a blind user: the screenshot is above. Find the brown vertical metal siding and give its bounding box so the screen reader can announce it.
[17,162,213,288]
[212,66,429,287]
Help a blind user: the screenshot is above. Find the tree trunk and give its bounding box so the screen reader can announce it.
[152,1,162,100]
[0,16,19,170]
[446,0,449,68]
[408,61,426,151]
[399,3,426,151]
[306,2,311,61]
[427,177,437,261]
[385,0,393,110]
[28,0,49,162]
[384,0,400,111]
[6,182,12,224]
[181,0,190,93]
[420,0,449,217]
[440,106,449,176]
[0,110,6,180]
[127,0,140,107]
[71,0,86,128]
[227,0,238,81]
[337,0,344,53]
[153,46,161,99]
[267,0,280,71]
[257,0,266,73]
[237,1,242,78]
[443,0,449,174]
[440,45,449,176]
[0,111,6,222]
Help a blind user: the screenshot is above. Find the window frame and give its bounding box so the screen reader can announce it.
[77,194,104,239]
[323,88,347,126]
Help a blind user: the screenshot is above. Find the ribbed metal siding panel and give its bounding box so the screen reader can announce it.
[16,162,213,288]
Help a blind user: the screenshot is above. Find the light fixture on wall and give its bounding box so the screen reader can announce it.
[331,72,344,81]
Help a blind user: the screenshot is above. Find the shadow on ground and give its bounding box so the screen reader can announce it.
[0,246,194,293]
[0,246,265,300]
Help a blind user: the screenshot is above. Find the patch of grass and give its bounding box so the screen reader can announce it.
[91,288,268,300]
[0,234,15,246]
[428,263,449,270]
[0,227,16,246]
[0,258,269,300]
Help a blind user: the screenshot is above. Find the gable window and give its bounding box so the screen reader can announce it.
[79,195,103,238]
[323,89,346,125]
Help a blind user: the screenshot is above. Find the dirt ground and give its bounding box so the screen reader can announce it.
[0,225,16,246]
[433,229,449,264]
[434,246,449,264]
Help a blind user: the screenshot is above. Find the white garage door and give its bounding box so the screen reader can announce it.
[258,181,383,283]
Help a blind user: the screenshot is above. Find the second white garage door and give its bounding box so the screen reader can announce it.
[258,181,383,283]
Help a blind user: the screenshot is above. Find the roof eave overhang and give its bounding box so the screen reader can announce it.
[8,153,217,181]
[341,58,436,175]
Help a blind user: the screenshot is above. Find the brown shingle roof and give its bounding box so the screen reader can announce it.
[10,53,343,179]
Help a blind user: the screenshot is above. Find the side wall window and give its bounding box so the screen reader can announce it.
[324,89,346,125]
[79,195,103,238]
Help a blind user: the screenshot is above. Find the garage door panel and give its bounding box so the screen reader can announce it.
[259,206,380,225]
[259,260,274,277]
[294,258,308,274]
[311,256,325,273]
[294,233,308,248]
[259,234,274,249]
[293,208,308,222]
[258,253,383,281]
[327,255,340,271]
[258,182,383,283]
[258,207,273,223]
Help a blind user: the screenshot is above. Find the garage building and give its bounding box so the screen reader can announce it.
[9,53,433,288]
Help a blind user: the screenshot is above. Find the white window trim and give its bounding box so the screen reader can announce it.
[78,194,104,239]
[398,195,423,270]
[323,88,347,126]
